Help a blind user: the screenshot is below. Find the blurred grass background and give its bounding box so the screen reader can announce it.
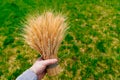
[0,0,120,80]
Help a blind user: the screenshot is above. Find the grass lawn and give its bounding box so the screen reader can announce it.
[0,0,120,80]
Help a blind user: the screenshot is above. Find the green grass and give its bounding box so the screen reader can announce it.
[0,0,120,80]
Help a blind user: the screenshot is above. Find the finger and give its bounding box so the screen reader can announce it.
[42,59,58,66]
[38,71,46,80]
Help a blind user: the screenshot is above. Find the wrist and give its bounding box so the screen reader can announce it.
[29,67,38,75]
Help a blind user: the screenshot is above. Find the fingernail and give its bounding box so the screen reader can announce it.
[53,59,58,62]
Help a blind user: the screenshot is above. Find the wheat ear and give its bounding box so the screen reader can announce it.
[23,11,67,76]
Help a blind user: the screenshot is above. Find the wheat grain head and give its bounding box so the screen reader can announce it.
[23,11,67,59]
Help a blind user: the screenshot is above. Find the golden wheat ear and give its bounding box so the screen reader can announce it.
[23,11,67,76]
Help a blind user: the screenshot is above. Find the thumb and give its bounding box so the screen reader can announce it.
[42,59,58,66]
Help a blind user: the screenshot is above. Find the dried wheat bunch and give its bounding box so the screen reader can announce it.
[23,11,67,76]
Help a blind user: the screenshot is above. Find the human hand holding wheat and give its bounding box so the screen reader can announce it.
[23,11,67,76]
[30,58,58,80]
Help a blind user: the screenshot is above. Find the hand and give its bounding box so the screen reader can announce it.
[30,58,58,80]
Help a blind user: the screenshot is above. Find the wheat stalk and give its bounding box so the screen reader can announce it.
[23,11,67,76]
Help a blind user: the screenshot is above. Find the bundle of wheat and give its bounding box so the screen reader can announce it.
[23,11,68,76]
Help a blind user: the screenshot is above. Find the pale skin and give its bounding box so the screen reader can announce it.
[30,58,58,80]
